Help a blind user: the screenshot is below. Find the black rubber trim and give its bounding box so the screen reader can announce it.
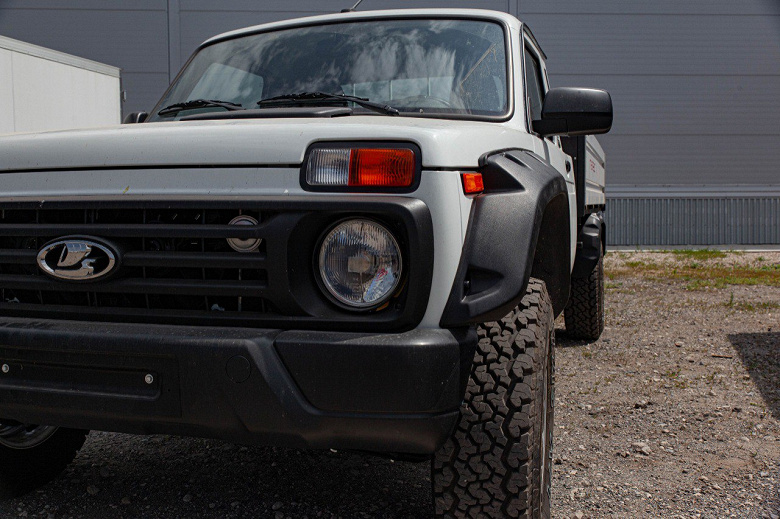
[180,107,353,121]
[300,141,422,194]
[439,149,570,327]
[572,212,604,278]
[0,318,469,454]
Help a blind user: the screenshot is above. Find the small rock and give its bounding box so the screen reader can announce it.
[675,341,683,347]
[634,400,650,409]
[183,494,192,503]
[699,476,709,483]
[708,389,717,396]
[86,485,99,496]
[574,512,584,519]
[760,471,770,477]
[274,512,284,519]
[631,442,651,456]
[272,501,284,511]
[120,497,131,505]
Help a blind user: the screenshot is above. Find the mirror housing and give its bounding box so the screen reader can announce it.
[122,111,148,124]
[532,87,612,137]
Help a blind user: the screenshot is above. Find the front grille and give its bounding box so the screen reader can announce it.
[0,199,432,331]
[0,204,298,326]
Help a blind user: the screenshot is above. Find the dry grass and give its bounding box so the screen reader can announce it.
[606,251,780,289]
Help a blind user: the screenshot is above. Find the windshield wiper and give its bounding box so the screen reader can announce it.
[158,99,244,116]
[257,92,399,116]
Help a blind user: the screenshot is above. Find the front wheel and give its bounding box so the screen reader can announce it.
[0,421,88,499]
[432,278,555,518]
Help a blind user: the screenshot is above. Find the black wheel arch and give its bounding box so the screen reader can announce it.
[439,149,571,327]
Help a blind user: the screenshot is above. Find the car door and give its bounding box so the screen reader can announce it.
[522,35,578,265]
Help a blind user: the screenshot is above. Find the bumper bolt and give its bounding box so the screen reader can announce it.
[1,364,8,374]
[144,374,154,385]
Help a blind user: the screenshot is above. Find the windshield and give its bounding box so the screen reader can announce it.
[147,18,509,121]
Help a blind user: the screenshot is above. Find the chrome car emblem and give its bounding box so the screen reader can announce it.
[37,237,118,281]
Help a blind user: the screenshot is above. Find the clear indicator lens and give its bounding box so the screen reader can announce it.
[306,148,350,185]
[318,219,402,308]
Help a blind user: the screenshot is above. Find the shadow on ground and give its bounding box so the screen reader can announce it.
[0,434,432,518]
[729,332,780,421]
[553,325,594,349]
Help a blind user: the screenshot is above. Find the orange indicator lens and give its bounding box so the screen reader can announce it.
[461,172,484,194]
[349,148,415,187]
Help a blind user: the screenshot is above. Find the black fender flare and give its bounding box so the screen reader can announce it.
[571,212,605,278]
[439,150,571,327]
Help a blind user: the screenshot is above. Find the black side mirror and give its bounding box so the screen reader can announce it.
[532,87,612,137]
[122,111,148,124]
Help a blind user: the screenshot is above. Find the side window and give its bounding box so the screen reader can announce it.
[523,45,545,123]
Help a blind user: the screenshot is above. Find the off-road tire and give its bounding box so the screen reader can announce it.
[432,279,555,518]
[564,245,605,341]
[0,427,88,499]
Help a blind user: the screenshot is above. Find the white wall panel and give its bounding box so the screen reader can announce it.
[0,49,14,135]
[11,53,120,132]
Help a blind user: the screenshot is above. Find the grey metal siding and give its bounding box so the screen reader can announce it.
[608,197,780,247]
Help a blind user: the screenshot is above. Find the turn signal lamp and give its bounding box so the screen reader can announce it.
[306,147,415,188]
[461,172,484,194]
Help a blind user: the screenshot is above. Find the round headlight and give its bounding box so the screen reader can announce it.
[318,219,402,308]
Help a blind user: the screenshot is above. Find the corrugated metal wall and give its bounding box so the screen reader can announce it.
[0,0,778,245]
[608,197,780,246]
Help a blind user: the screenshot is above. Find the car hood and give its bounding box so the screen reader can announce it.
[0,117,529,172]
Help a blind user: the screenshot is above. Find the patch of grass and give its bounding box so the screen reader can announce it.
[726,301,780,312]
[671,249,726,260]
[611,260,780,289]
[605,282,623,289]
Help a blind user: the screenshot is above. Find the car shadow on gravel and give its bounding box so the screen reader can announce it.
[0,434,433,518]
[729,332,780,420]
[554,327,594,348]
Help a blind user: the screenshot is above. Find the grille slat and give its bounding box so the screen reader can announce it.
[0,274,268,297]
[0,223,266,238]
[124,251,267,269]
[0,250,36,264]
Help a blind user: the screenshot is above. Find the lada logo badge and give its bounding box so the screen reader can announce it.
[37,237,118,281]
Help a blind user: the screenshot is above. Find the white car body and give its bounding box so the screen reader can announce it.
[0,12,611,509]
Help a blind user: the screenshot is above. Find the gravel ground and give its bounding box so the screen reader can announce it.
[1,251,778,518]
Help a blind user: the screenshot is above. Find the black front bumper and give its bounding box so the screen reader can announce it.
[0,318,475,455]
